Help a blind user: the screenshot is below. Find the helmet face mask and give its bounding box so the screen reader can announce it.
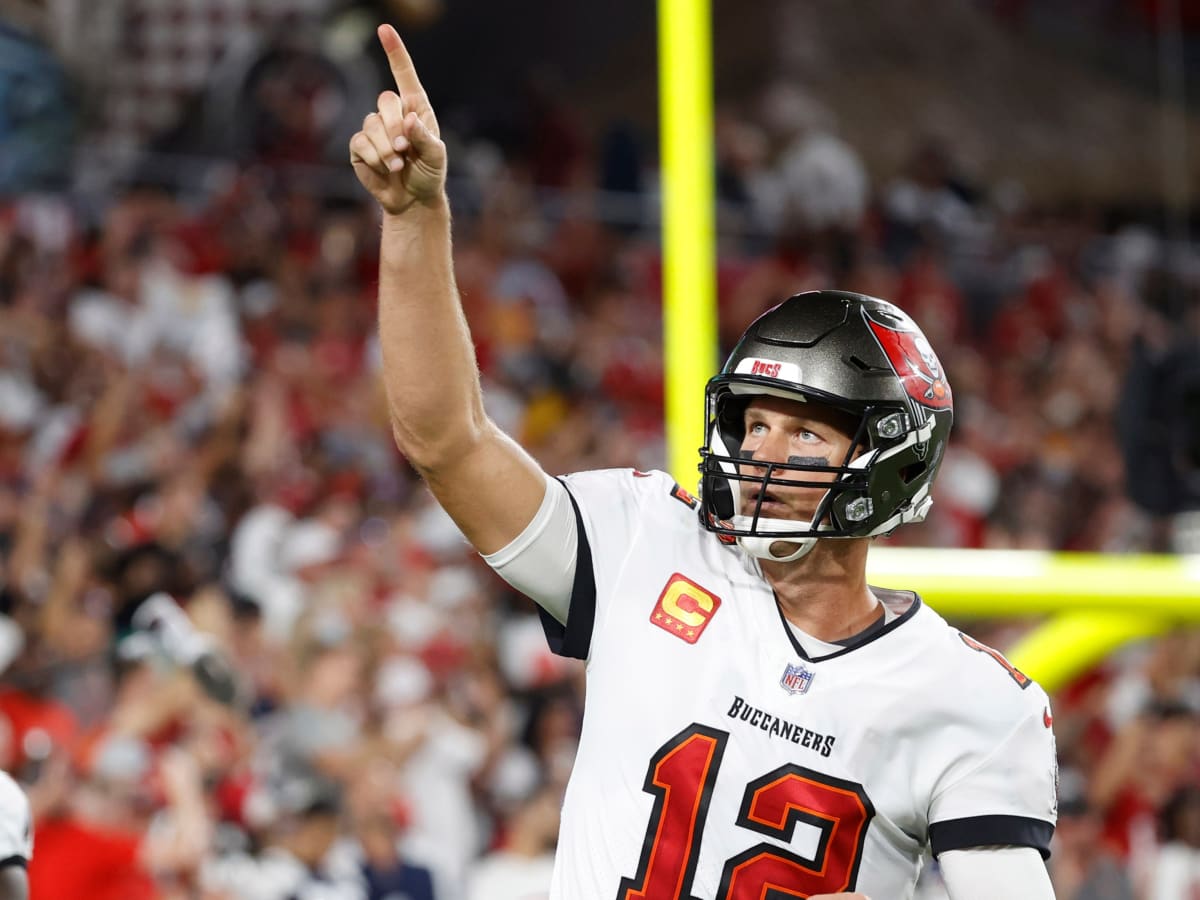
[699,291,953,559]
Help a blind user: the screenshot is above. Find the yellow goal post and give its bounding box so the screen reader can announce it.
[865,548,1198,691]
[656,0,1199,695]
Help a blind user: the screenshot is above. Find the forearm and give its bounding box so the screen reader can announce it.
[8,492,49,591]
[352,26,548,554]
[110,675,195,737]
[84,372,134,480]
[141,753,211,875]
[377,198,488,471]
[1086,719,1143,811]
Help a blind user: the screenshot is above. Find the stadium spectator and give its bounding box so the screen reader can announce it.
[27,743,209,900]
[466,781,561,900]
[202,773,367,899]
[346,760,438,900]
[1143,785,1200,899]
[1049,771,1136,900]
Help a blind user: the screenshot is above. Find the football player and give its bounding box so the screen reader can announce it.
[0,771,31,900]
[352,24,1058,900]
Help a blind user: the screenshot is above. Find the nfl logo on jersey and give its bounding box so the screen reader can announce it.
[780,663,815,695]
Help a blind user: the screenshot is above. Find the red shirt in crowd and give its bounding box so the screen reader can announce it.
[28,818,157,900]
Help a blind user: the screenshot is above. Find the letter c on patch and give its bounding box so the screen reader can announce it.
[650,574,722,645]
[662,586,714,626]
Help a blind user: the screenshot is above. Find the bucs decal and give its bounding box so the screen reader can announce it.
[863,307,952,410]
[650,574,722,644]
[959,633,1032,689]
[670,481,699,509]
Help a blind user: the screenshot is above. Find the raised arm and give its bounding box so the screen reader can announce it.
[350,25,548,553]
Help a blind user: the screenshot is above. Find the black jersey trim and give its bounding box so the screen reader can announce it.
[929,814,1054,860]
[0,856,27,870]
[536,478,596,661]
[776,589,923,662]
[834,609,887,646]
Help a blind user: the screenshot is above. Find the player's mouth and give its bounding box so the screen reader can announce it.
[746,490,790,516]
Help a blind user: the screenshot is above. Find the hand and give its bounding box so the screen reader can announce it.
[349,24,447,215]
[157,746,203,803]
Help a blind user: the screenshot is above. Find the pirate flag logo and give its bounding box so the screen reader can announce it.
[863,307,952,410]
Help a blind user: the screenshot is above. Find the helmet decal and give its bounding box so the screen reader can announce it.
[863,307,952,410]
[734,357,801,382]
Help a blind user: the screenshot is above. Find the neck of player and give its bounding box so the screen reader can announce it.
[761,537,880,644]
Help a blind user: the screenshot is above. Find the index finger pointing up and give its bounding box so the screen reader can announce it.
[378,24,426,105]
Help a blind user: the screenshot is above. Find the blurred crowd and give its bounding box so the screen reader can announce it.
[2,2,1200,899]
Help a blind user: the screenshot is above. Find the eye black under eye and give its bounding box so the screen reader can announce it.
[737,449,829,466]
[788,455,829,466]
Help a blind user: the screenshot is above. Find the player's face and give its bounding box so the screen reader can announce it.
[737,396,857,521]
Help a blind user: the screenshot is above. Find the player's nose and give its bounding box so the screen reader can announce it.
[748,432,791,467]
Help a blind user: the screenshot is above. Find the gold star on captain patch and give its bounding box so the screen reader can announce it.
[675,622,684,631]
[654,612,664,622]
[686,629,696,638]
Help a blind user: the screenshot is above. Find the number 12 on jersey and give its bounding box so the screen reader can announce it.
[618,724,875,900]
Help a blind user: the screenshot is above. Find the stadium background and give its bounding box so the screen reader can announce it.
[0,0,1198,897]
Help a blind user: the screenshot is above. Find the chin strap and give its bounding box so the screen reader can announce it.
[731,515,820,562]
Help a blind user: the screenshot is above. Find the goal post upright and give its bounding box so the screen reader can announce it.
[655,1,1196,696]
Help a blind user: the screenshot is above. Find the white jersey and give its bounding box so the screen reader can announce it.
[538,469,1057,900]
[0,771,32,868]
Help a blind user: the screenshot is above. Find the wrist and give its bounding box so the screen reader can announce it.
[382,194,450,230]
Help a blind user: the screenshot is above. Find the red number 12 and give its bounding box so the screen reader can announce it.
[618,724,874,900]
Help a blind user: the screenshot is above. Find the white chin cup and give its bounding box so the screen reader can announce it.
[731,515,819,563]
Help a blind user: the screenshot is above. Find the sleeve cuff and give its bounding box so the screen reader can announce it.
[929,815,1054,860]
[0,855,28,869]
[538,480,596,660]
